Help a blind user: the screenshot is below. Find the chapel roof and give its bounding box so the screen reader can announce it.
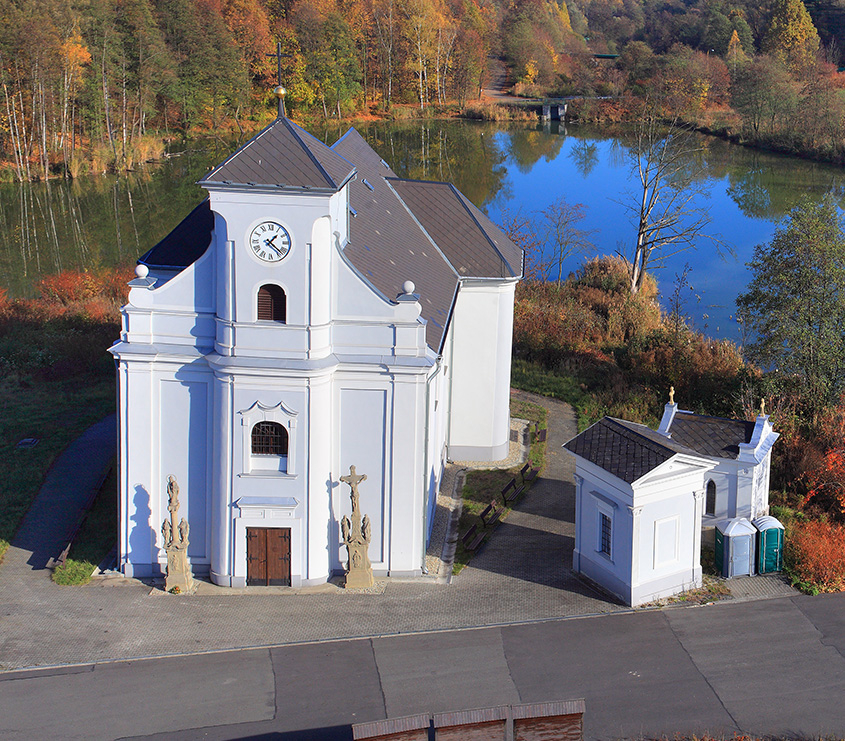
[664,411,755,460]
[563,417,700,484]
[198,117,356,191]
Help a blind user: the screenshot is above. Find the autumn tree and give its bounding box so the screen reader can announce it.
[730,55,798,136]
[762,0,821,74]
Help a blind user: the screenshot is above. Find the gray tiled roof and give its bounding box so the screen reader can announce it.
[149,122,522,354]
[199,117,355,191]
[564,417,699,484]
[139,199,213,269]
[333,129,459,350]
[387,178,520,279]
[666,411,755,459]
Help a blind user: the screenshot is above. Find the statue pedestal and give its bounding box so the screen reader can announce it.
[165,548,194,593]
[345,543,374,589]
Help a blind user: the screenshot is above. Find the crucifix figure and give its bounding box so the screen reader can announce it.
[161,475,194,593]
[340,465,374,589]
[266,41,292,118]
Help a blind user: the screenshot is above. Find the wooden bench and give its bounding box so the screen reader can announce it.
[461,523,485,551]
[480,500,504,527]
[520,462,539,485]
[535,427,547,443]
[501,477,525,505]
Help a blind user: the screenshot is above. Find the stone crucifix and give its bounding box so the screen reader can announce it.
[340,465,374,589]
[161,475,194,594]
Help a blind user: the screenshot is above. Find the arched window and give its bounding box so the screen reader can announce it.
[257,284,286,322]
[706,480,717,516]
[251,421,288,456]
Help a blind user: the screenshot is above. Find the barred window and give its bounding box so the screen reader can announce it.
[706,480,717,516]
[600,513,612,556]
[251,422,288,456]
[257,285,286,322]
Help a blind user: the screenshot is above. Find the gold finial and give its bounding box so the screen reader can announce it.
[669,386,675,405]
[760,398,766,416]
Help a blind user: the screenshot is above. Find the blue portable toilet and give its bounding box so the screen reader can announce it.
[753,515,785,574]
[714,518,757,578]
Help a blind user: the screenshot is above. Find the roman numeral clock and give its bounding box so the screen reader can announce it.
[249,220,291,263]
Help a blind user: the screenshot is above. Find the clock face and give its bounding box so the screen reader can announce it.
[249,221,291,263]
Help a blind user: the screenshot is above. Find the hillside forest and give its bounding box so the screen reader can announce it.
[1,0,844,178]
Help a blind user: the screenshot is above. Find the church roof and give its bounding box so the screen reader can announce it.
[564,417,700,484]
[198,117,356,191]
[138,199,214,270]
[140,121,521,353]
[387,178,520,279]
[663,411,755,460]
[333,129,460,351]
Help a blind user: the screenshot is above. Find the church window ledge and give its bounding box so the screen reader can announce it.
[238,470,297,480]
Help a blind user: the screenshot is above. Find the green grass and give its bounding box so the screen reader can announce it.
[452,398,547,574]
[52,461,118,586]
[0,375,115,563]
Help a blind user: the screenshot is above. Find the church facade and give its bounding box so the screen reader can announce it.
[110,118,522,587]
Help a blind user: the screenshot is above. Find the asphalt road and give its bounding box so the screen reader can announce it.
[3,592,845,740]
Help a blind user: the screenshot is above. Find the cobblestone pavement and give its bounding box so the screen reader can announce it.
[0,392,798,671]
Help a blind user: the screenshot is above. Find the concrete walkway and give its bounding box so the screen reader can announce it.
[0,392,794,672]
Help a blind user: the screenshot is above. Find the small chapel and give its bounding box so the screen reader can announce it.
[564,393,779,606]
[109,114,522,587]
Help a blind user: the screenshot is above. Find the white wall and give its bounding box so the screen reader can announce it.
[446,279,516,462]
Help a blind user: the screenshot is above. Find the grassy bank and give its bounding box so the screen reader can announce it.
[0,270,126,562]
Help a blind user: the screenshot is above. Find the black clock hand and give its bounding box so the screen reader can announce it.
[264,236,283,256]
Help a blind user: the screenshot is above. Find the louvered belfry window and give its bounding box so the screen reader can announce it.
[257,284,286,322]
[251,422,288,456]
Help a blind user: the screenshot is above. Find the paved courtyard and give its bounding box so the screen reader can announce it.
[0,391,795,671]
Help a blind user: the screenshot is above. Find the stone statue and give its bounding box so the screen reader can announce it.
[161,475,194,593]
[340,465,374,589]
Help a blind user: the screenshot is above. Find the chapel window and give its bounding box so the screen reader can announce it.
[251,421,288,456]
[257,284,286,322]
[706,480,717,516]
[599,512,612,557]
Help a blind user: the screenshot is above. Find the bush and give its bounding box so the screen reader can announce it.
[786,519,845,593]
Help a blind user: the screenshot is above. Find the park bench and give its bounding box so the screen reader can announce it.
[534,424,547,443]
[520,462,539,485]
[501,477,525,505]
[480,500,503,527]
[461,523,486,551]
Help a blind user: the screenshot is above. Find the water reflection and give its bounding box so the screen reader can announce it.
[3,120,845,342]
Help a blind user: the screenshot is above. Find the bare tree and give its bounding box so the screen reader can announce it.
[540,197,596,284]
[619,117,719,295]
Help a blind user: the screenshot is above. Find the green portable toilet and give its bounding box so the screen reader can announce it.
[715,518,756,578]
[753,515,785,574]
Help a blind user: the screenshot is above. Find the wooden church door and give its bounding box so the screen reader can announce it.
[246,528,291,586]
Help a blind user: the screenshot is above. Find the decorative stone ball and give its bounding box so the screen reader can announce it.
[402,280,416,295]
[135,264,149,279]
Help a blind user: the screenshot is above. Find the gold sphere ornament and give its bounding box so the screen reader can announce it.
[274,85,286,99]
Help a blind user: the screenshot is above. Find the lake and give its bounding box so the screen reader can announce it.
[3,119,844,343]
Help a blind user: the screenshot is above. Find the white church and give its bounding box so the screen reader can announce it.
[109,117,522,587]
